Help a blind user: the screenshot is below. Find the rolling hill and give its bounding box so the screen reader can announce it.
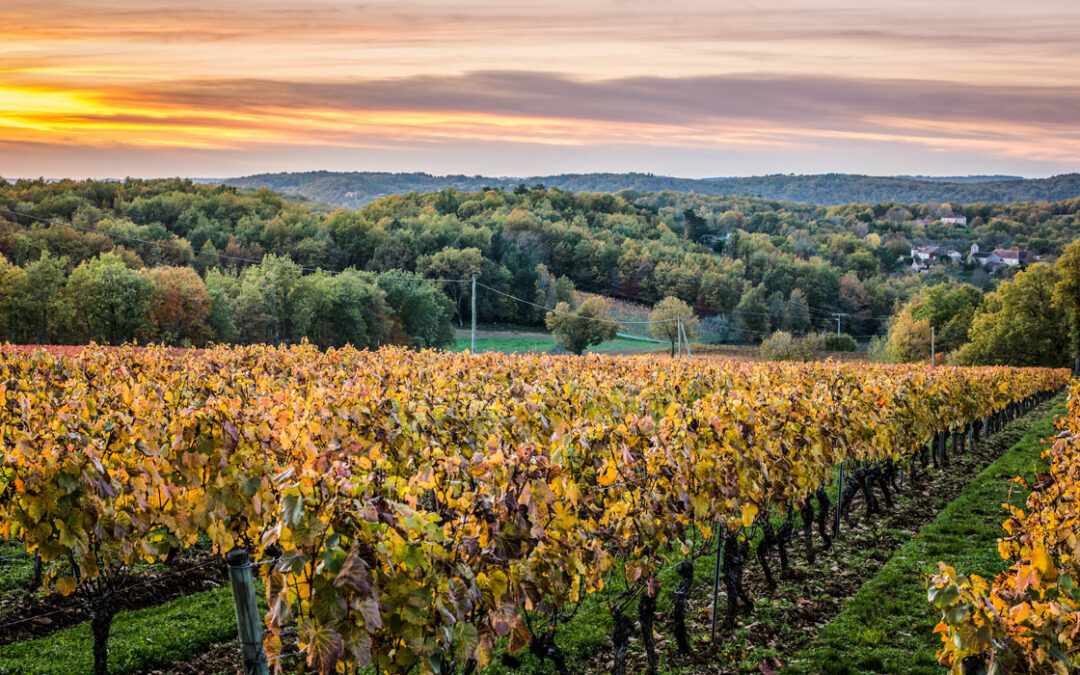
[222,171,1080,208]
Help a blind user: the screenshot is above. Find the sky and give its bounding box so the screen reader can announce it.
[1,0,1079,179]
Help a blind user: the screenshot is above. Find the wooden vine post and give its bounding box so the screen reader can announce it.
[834,462,845,537]
[710,525,723,642]
[227,549,270,675]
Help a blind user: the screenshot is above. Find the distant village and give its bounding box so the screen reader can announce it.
[906,212,1040,274]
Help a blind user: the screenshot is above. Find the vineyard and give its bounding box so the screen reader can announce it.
[931,379,1080,674]
[0,345,1070,675]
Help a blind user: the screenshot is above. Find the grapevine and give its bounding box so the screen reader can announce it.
[0,344,1067,674]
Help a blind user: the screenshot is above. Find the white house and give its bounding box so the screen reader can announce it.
[911,245,961,268]
[992,248,1023,267]
[940,213,968,226]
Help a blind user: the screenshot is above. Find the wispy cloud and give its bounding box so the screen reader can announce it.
[1,0,1078,177]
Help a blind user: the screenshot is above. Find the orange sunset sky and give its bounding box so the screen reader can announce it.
[1,0,1078,178]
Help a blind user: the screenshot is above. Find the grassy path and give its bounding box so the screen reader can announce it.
[785,396,1067,674]
[0,585,246,675]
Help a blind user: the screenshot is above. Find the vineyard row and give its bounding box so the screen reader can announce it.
[0,345,1069,674]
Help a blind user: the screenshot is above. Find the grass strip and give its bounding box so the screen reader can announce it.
[0,582,265,675]
[785,396,1067,675]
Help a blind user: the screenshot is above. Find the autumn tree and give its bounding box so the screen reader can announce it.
[546,297,618,354]
[960,263,1070,367]
[649,296,698,356]
[1053,240,1080,373]
[147,266,213,346]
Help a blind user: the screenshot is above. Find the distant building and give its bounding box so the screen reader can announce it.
[911,245,941,262]
[966,245,1038,269]
[911,244,961,270]
[940,213,968,225]
[990,248,1038,267]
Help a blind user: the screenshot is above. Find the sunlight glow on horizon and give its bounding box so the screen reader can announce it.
[1,0,1078,178]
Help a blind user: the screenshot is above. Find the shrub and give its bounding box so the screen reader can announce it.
[760,331,814,362]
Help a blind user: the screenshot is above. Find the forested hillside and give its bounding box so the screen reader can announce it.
[223,171,1080,208]
[1,177,1079,348]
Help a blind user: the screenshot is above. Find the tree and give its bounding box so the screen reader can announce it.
[887,309,933,362]
[417,247,484,326]
[203,268,238,343]
[734,285,769,343]
[910,282,983,354]
[62,252,153,344]
[648,296,698,356]
[532,263,575,323]
[147,267,213,346]
[291,270,388,349]
[377,271,456,349]
[1053,240,1080,373]
[546,297,617,355]
[960,263,1070,367]
[782,288,811,334]
[881,281,982,362]
[0,254,26,341]
[15,253,69,344]
[232,254,301,344]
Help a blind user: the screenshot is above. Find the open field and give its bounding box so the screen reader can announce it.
[451,326,664,354]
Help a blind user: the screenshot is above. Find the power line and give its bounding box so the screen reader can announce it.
[476,282,677,327]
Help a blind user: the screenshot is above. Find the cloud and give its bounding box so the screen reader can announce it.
[96,71,1080,132]
[3,0,1079,176]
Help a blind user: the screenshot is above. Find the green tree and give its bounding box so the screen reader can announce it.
[417,247,484,326]
[16,253,70,343]
[291,270,388,349]
[533,263,575,322]
[0,254,26,341]
[203,268,238,343]
[882,281,982,362]
[783,288,812,334]
[232,254,301,344]
[1053,240,1080,373]
[910,282,983,353]
[377,271,456,349]
[648,296,698,356]
[62,252,153,344]
[960,263,1070,367]
[734,285,769,343]
[545,297,618,355]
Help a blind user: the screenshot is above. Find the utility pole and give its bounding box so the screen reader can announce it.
[831,313,842,338]
[470,274,477,353]
[931,325,935,366]
[678,315,692,358]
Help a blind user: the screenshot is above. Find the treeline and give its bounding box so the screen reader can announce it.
[874,240,1080,369]
[3,178,1080,348]
[0,249,454,348]
[224,170,1080,208]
